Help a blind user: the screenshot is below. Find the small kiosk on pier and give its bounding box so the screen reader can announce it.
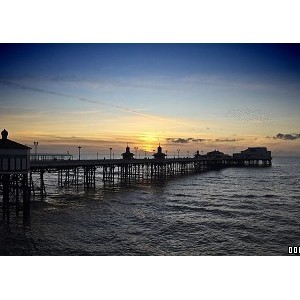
[153,144,166,160]
[122,145,134,160]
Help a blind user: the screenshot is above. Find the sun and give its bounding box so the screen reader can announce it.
[139,132,160,153]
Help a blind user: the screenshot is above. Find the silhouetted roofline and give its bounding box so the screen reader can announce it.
[0,129,31,150]
[0,138,31,150]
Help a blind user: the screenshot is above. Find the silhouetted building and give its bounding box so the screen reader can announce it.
[233,147,271,159]
[206,150,229,159]
[153,144,166,160]
[0,129,31,173]
[122,145,134,160]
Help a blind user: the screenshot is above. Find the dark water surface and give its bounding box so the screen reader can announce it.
[1,157,300,255]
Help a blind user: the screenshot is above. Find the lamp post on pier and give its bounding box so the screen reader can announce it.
[110,147,112,159]
[177,149,180,158]
[78,146,81,160]
[33,141,38,160]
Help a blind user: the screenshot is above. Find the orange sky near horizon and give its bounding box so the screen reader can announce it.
[2,109,299,158]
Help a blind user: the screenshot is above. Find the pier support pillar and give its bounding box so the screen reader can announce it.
[40,169,46,197]
[2,174,10,222]
[22,174,30,226]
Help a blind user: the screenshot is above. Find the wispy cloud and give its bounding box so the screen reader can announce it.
[182,73,300,92]
[214,138,243,142]
[0,79,197,128]
[166,137,242,144]
[273,133,300,140]
[16,132,125,146]
[166,137,210,144]
[0,107,45,116]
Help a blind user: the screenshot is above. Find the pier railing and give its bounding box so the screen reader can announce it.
[30,153,73,162]
[30,156,272,169]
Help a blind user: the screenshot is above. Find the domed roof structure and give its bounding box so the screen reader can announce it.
[122,144,134,160]
[0,129,31,149]
[153,144,166,160]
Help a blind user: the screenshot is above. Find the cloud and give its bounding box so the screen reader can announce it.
[0,79,81,99]
[166,137,211,143]
[273,133,300,140]
[214,138,243,142]
[17,133,125,146]
[166,137,242,144]
[0,79,194,128]
[0,107,44,116]
[192,138,211,142]
[166,138,191,144]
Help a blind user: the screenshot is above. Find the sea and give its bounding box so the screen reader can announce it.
[1,156,299,255]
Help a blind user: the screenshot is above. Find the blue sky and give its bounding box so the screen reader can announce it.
[1,44,300,78]
[0,44,299,156]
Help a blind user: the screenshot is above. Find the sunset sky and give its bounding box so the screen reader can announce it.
[0,44,300,157]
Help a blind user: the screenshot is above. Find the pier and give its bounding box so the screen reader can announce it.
[29,146,272,196]
[0,130,272,223]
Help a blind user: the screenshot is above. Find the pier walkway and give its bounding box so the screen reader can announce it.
[29,154,272,196]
